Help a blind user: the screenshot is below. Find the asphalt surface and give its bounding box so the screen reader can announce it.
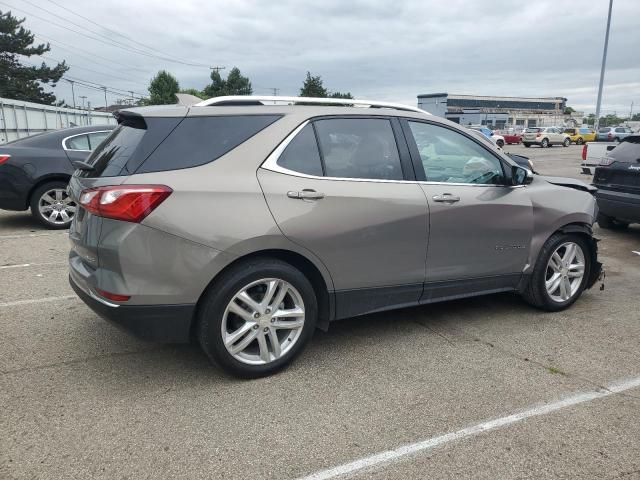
[2,143,639,479]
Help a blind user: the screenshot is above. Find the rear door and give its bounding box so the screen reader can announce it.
[258,116,429,318]
[401,119,533,298]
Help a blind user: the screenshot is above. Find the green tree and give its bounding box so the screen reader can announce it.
[202,67,252,97]
[329,91,353,99]
[631,113,640,122]
[564,106,575,114]
[299,71,328,97]
[146,70,179,105]
[0,10,68,104]
[179,88,205,99]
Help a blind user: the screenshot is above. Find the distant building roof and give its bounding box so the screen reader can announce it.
[418,93,567,103]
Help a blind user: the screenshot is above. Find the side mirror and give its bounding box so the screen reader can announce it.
[512,165,533,186]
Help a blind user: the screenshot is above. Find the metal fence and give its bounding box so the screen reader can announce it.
[0,97,116,144]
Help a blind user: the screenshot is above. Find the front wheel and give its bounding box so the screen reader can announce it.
[523,143,531,148]
[563,138,570,147]
[576,137,584,145]
[521,233,592,311]
[496,139,504,148]
[30,181,76,229]
[197,258,317,378]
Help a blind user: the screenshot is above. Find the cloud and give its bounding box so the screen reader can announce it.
[17,0,638,115]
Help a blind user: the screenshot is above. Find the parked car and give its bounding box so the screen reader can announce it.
[467,128,534,171]
[522,127,570,148]
[468,125,505,147]
[0,125,115,228]
[597,126,634,142]
[580,141,618,175]
[501,131,522,145]
[593,134,640,228]
[564,127,596,145]
[67,96,602,378]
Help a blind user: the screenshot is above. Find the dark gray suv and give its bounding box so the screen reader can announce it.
[67,96,602,378]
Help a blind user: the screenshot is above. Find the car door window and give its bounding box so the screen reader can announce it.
[407,121,505,185]
[313,118,403,180]
[65,134,90,151]
[88,131,111,150]
[276,124,323,176]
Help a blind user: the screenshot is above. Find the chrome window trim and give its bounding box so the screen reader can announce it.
[62,130,112,152]
[260,120,525,188]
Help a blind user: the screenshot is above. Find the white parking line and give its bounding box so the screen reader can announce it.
[0,232,67,240]
[297,376,640,480]
[0,262,66,269]
[0,295,76,308]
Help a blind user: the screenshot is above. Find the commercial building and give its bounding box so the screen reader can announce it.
[417,93,583,130]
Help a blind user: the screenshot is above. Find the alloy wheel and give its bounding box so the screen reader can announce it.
[38,188,76,225]
[221,278,305,365]
[545,242,585,303]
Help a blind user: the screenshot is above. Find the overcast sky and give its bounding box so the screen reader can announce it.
[10,0,639,115]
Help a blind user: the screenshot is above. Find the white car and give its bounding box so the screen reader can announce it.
[468,126,505,148]
[522,127,570,148]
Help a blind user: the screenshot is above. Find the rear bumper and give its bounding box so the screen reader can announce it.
[69,274,195,343]
[595,188,640,223]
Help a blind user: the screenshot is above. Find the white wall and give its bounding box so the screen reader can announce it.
[0,97,116,144]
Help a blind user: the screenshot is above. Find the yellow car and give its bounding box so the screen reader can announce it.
[564,128,596,145]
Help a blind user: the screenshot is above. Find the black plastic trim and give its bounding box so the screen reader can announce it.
[70,276,194,343]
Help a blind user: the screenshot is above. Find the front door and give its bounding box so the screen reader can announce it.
[258,117,429,318]
[402,119,533,298]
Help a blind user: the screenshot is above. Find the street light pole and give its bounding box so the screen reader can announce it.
[65,79,76,108]
[594,0,613,131]
[102,86,108,110]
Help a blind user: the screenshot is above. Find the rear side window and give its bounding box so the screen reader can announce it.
[65,134,90,151]
[277,124,323,176]
[313,118,403,180]
[88,131,111,149]
[137,115,280,174]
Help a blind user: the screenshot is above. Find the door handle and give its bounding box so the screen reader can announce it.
[287,190,325,200]
[432,193,460,203]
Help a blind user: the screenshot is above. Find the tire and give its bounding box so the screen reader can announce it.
[614,137,620,142]
[29,180,76,229]
[197,258,318,378]
[521,233,592,311]
[541,138,549,148]
[576,137,584,145]
[496,139,504,148]
[524,143,531,148]
[597,212,629,230]
[563,138,570,147]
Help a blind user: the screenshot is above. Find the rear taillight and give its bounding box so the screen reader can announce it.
[0,154,10,165]
[78,185,172,223]
[581,145,587,161]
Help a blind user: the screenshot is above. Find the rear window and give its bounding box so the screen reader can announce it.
[78,125,146,177]
[599,128,611,133]
[609,136,640,163]
[136,115,280,174]
[525,128,542,133]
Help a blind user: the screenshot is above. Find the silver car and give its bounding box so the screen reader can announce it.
[67,96,602,378]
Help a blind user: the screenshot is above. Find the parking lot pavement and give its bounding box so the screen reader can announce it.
[2,144,640,479]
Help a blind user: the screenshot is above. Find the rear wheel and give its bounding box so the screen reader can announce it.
[576,137,584,145]
[523,143,531,148]
[563,138,570,147]
[30,180,76,229]
[496,139,504,148]
[597,213,629,230]
[197,258,317,378]
[541,138,549,148]
[521,233,591,311]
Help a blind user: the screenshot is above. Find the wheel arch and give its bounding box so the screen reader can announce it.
[193,248,334,339]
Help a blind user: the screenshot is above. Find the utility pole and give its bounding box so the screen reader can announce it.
[270,87,279,96]
[102,86,108,110]
[630,101,634,121]
[594,0,613,131]
[79,95,87,111]
[210,66,226,75]
[129,91,134,105]
[65,79,76,108]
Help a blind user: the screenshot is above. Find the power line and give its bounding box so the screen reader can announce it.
[37,54,148,87]
[43,0,205,67]
[0,1,210,68]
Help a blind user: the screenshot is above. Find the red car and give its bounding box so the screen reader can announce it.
[500,131,522,144]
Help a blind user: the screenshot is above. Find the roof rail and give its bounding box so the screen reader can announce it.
[193,95,430,114]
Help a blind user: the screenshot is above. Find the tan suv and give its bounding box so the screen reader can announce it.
[523,127,570,148]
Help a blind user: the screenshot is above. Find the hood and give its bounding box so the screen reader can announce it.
[538,175,597,194]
